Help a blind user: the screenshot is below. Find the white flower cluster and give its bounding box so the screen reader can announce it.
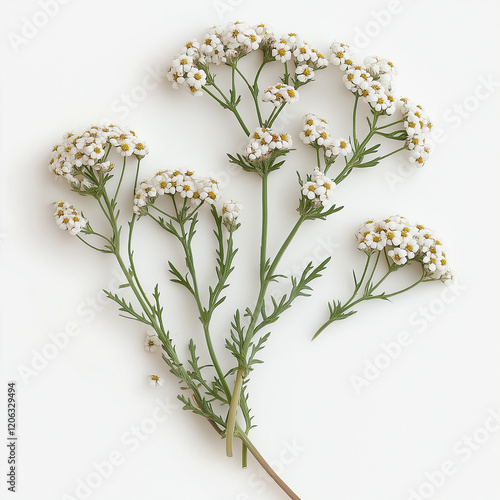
[262,84,299,107]
[167,22,266,95]
[167,23,329,96]
[400,98,433,167]
[49,124,148,187]
[144,330,161,352]
[299,113,332,147]
[329,42,397,116]
[53,201,87,236]
[301,168,336,207]
[299,113,352,161]
[222,200,243,230]
[167,47,208,96]
[134,168,221,215]
[245,127,293,162]
[356,215,452,280]
[271,32,328,84]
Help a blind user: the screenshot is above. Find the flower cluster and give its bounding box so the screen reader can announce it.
[245,127,293,162]
[53,201,87,236]
[262,84,299,107]
[167,22,264,95]
[299,113,352,162]
[400,98,433,167]
[329,42,397,116]
[134,168,221,215]
[222,200,243,231]
[167,22,329,96]
[299,113,332,147]
[356,215,452,280]
[271,32,328,85]
[301,168,336,207]
[49,124,148,187]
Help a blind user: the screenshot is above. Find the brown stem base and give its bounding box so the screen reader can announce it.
[236,430,302,500]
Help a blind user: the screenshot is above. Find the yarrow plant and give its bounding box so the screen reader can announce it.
[48,22,450,500]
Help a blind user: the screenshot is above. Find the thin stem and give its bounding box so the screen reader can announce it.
[316,147,321,170]
[204,81,250,136]
[76,235,109,253]
[333,113,380,185]
[267,102,286,128]
[376,119,404,130]
[174,211,232,403]
[234,65,263,126]
[226,368,244,457]
[283,61,290,85]
[353,94,359,145]
[202,85,228,107]
[112,156,127,203]
[366,251,381,290]
[226,215,307,455]
[150,203,177,222]
[100,189,156,324]
[377,146,405,161]
[253,60,267,89]
[260,173,269,284]
[237,430,301,500]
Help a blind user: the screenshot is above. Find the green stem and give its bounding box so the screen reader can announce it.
[176,215,232,403]
[112,156,127,203]
[333,113,380,184]
[260,173,269,284]
[126,160,156,315]
[376,119,404,130]
[100,189,156,324]
[76,235,109,253]
[353,94,359,146]
[377,146,406,161]
[204,82,250,136]
[316,147,321,170]
[253,60,267,89]
[267,102,286,128]
[236,430,301,500]
[226,368,244,457]
[234,65,263,126]
[226,215,307,455]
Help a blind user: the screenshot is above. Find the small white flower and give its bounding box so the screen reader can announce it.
[364,231,387,251]
[144,331,161,352]
[293,42,314,63]
[401,236,419,259]
[388,247,408,265]
[148,375,164,387]
[409,144,431,167]
[326,138,352,158]
[295,64,315,83]
[272,39,292,63]
[185,69,207,90]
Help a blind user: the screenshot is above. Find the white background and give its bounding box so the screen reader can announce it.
[1,1,499,499]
